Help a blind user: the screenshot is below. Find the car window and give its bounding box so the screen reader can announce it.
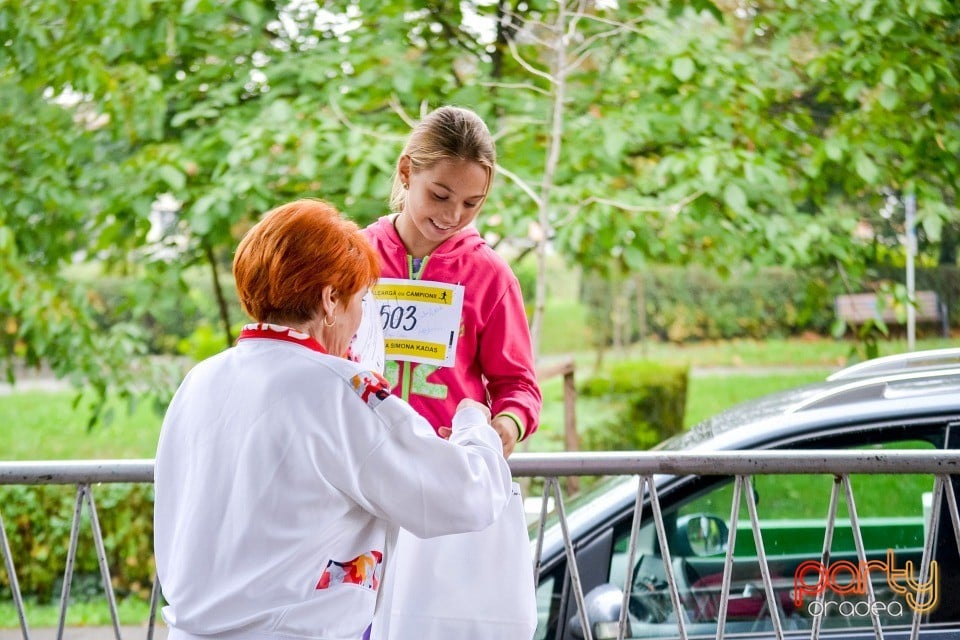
[533,573,557,640]
[608,438,937,637]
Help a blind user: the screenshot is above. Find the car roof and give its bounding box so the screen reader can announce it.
[659,363,960,452]
[825,347,960,381]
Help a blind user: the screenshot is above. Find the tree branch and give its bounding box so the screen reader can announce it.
[565,0,588,39]
[328,98,407,141]
[388,96,419,128]
[496,163,542,207]
[559,190,706,226]
[505,32,555,84]
[570,17,645,60]
[478,81,551,96]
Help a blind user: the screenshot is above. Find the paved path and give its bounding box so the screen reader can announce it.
[0,627,167,640]
[0,364,69,395]
[688,364,832,377]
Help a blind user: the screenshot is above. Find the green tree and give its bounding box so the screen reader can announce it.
[2,0,959,416]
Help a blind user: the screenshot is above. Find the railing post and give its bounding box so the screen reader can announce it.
[0,511,31,640]
[57,485,87,640]
[84,489,123,640]
[148,575,162,640]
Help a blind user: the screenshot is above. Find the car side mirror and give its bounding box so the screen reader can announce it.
[675,514,728,556]
[568,583,632,640]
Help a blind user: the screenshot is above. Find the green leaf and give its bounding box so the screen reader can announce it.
[297,154,318,179]
[825,137,845,161]
[349,161,370,196]
[623,245,645,270]
[191,212,212,236]
[921,214,943,242]
[857,0,878,20]
[881,68,897,87]
[723,183,747,213]
[158,166,185,191]
[392,72,413,95]
[830,318,847,340]
[193,193,216,217]
[908,72,928,93]
[698,155,718,183]
[671,57,695,82]
[602,122,626,162]
[854,152,879,184]
[680,100,699,128]
[876,18,896,35]
[878,88,899,110]
[239,1,265,27]
[843,81,865,102]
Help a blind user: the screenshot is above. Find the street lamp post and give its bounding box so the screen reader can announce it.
[904,192,917,351]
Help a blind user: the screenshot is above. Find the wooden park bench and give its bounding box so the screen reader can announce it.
[834,290,950,337]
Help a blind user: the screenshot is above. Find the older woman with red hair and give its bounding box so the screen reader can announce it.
[154,199,512,640]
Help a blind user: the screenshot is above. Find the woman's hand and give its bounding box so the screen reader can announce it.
[440,410,516,456]
[456,397,491,422]
[491,414,519,457]
[440,399,508,451]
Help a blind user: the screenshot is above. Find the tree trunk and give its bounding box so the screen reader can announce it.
[635,275,648,357]
[204,241,234,348]
[530,3,569,360]
[940,219,958,265]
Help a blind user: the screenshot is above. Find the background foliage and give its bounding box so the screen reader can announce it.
[1,0,959,415]
[578,359,689,451]
[0,485,154,601]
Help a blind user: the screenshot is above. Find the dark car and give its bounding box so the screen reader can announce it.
[529,348,960,639]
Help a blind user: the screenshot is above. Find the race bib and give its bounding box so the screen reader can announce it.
[371,278,464,367]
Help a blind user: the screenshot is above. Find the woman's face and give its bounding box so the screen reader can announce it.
[341,288,366,340]
[397,157,489,255]
[320,286,367,358]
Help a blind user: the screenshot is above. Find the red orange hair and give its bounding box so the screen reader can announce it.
[233,199,380,325]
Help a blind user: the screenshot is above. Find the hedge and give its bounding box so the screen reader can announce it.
[578,360,688,451]
[577,264,960,347]
[0,484,154,601]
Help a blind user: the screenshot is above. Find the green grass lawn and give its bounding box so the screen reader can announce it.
[0,597,157,629]
[682,370,830,426]
[0,392,162,461]
[3,334,954,460]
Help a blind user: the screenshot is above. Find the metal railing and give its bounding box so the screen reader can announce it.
[2,452,959,640]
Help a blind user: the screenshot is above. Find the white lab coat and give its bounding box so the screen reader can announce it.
[154,334,511,640]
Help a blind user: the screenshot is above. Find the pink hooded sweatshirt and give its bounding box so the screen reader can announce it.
[364,216,541,441]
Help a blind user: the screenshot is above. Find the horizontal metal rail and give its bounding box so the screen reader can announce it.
[1,452,959,640]
[508,450,960,476]
[0,460,155,485]
[2,450,957,485]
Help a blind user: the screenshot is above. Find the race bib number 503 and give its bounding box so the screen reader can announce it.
[371,278,465,368]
